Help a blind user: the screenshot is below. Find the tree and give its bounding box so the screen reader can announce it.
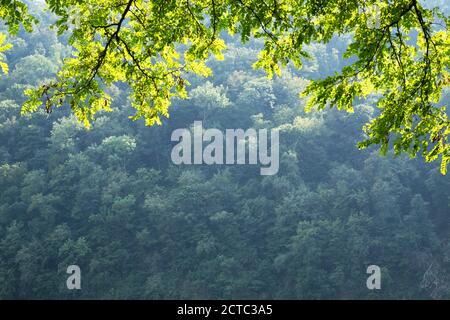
[189,81,230,123]
[0,0,447,172]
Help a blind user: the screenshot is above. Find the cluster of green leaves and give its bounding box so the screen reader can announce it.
[0,0,37,74]
[0,0,447,172]
[22,0,227,127]
[0,0,36,33]
[303,0,450,174]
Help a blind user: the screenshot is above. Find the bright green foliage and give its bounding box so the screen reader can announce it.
[0,0,449,172]
[0,0,37,73]
[0,33,12,74]
[0,1,36,34]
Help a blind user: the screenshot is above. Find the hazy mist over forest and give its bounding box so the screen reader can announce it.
[0,0,449,299]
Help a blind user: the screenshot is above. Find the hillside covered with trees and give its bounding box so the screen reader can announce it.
[0,1,449,299]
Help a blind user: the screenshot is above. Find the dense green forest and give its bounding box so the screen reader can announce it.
[0,1,450,299]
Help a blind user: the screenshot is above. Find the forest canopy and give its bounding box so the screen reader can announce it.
[0,0,449,172]
[1,0,450,299]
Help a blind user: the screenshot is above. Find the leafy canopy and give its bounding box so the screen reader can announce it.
[0,0,449,173]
